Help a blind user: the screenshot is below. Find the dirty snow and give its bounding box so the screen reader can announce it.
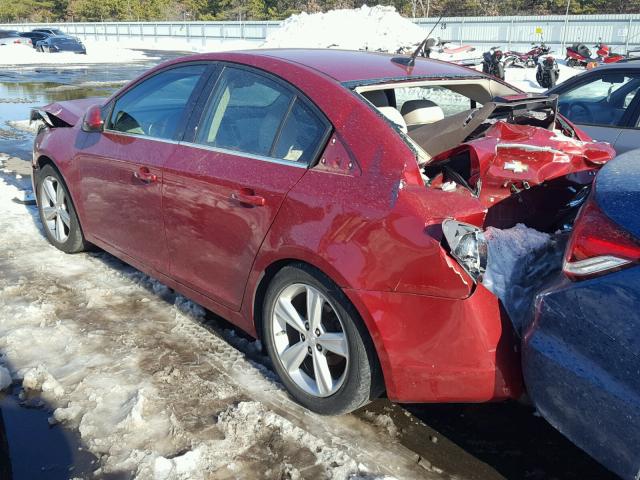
[482,224,568,334]
[0,173,438,479]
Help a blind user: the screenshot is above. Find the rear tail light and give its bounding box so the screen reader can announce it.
[563,198,640,280]
[442,219,487,281]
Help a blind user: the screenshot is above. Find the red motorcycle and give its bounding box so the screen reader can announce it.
[504,43,551,68]
[596,43,625,63]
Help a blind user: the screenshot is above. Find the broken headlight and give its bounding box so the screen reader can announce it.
[442,219,487,281]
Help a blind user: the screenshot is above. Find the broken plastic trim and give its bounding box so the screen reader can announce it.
[30,108,72,128]
[442,219,487,282]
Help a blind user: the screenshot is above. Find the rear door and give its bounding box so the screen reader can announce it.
[163,64,331,310]
[75,63,212,272]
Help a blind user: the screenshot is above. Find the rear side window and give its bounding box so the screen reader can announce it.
[273,98,326,163]
[196,67,293,157]
[108,64,206,140]
[195,66,329,164]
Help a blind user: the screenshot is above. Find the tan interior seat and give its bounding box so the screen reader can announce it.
[377,106,408,133]
[401,100,445,128]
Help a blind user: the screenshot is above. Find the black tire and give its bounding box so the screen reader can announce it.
[548,71,557,88]
[566,58,577,68]
[262,264,383,415]
[36,164,88,254]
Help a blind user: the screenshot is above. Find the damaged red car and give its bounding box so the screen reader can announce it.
[31,49,615,414]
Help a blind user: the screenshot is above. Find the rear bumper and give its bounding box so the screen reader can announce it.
[523,269,640,480]
[345,284,522,403]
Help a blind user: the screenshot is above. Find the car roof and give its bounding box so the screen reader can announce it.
[192,49,488,84]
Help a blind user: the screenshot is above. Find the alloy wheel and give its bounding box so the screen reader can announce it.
[271,283,349,398]
[39,175,70,243]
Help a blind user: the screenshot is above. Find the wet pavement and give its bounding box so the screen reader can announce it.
[0,51,620,480]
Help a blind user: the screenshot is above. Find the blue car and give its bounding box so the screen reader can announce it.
[523,150,640,480]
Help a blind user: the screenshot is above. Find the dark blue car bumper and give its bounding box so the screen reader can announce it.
[523,267,640,479]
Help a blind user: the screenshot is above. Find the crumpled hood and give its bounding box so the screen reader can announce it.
[36,97,106,127]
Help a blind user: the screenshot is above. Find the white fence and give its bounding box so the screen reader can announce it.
[2,14,640,52]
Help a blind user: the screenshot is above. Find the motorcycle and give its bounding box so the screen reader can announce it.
[595,43,625,63]
[504,42,551,68]
[536,56,559,89]
[566,43,592,67]
[482,47,505,80]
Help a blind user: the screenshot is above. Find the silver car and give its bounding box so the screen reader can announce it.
[547,61,640,154]
[0,30,32,47]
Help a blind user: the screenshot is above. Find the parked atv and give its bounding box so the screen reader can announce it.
[482,47,505,80]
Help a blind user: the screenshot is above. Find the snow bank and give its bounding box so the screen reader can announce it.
[0,42,156,66]
[482,224,567,334]
[263,5,424,52]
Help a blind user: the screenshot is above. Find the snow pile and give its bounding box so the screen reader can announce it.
[482,224,568,334]
[0,173,426,479]
[0,42,156,66]
[263,5,424,52]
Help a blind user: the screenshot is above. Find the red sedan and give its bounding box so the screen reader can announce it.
[31,49,614,414]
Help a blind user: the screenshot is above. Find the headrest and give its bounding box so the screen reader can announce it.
[362,90,389,107]
[400,99,445,126]
[377,106,407,133]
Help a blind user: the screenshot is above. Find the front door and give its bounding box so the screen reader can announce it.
[75,63,210,272]
[163,65,331,310]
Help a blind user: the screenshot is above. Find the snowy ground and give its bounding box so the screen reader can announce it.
[0,157,442,479]
[0,41,159,66]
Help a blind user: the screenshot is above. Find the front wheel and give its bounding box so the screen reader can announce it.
[36,164,88,253]
[494,62,505,80]
[263,264,382,415]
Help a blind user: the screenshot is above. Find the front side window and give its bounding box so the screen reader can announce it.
[559,73,640,127]
[108,64,206,140]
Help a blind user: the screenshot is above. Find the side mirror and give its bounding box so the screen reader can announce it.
[81,105,104,132]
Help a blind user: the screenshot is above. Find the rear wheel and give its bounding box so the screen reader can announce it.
[263,264,382,415]
[36,164,88,253]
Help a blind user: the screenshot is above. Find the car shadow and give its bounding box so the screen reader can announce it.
[404,401,619,480]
